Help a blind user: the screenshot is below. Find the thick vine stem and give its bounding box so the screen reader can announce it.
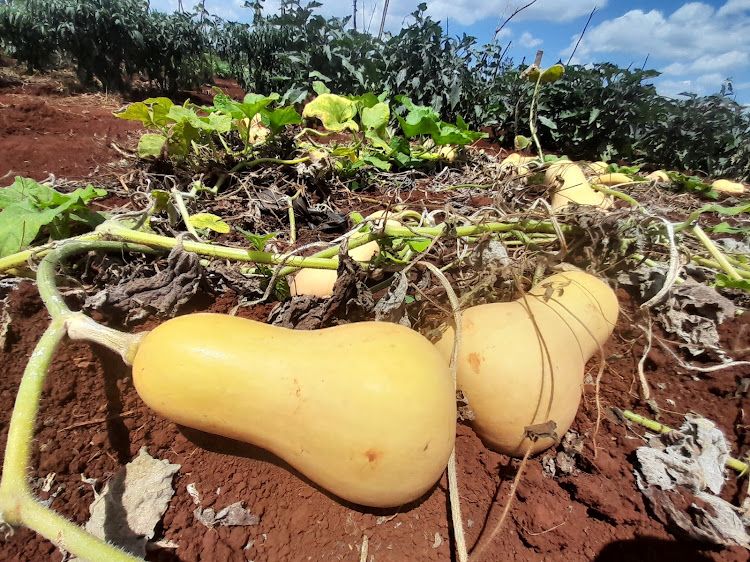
[96,221,341,270]
[692,224,743,281]
[0,232,102,273]
[0,319,141,562]
[621,410,748,474]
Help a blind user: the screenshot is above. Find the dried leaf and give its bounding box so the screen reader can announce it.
[374,272,411,328]
[194,502,260,528]
[634,418,750,548]
[84,242,204,324]
[82,447,180,558]
[270,243,374,329]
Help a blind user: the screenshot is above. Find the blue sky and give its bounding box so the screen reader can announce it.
[151,0,750,103]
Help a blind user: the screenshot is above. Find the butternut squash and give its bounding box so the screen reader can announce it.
[434,271,618,457]
[646,170,669,182]
[547,161,612,211]
[712,179,746,195]
[132,314,457,507]
[289,240,380,298]
[591,172,633,186]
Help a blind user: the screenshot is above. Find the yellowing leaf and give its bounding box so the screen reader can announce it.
[302,94,359,132]
[189,213,230,233]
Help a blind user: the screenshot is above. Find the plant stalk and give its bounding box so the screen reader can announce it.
[691,225,743,281]
[96,221,340,270]
[622,410,748,474]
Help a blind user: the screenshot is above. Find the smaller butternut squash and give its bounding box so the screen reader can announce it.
[289,240,380,298]
[646,170,669,182]
[590,172,633,186]
[547,161,612,211]
[500,153,537,178]
[434,271,618,457]
[712,179,746,195]
[586,161,609,175]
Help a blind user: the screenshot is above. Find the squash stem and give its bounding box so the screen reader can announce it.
[0,318,141,562]
[589,183,643,207]
[35,241,157,362]
[691,225,743,281]
[622,410,748,474]
[0,232,103,274]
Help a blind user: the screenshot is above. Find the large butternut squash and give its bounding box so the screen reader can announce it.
[132,314,456,507]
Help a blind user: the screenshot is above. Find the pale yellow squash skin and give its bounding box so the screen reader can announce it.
[435,301,584,457]
[547,162,612,211]
[132,314,456,507]
[500,153,537,178]
[646,170,670,182]
[590,172,632,186]
[434,271,618,457]
[527,271,620,362]
[586,161,609,175]
[289,240,380,298]
[712,179,746,195]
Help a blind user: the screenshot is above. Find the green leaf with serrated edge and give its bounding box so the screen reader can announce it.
[361,103,389,130]
[302,94,359,132]
[538,115,557,130]
[406,238,431,252]
[0,178,105,210]
[715,275,750,291]
[362,103,391,151]
[233,96,278,122]
[263,106,302,134]
[236,227,278,251]
[0,177,52,208]
[395,96,441,138]
[212,93,244,119]
[137,134,167,158]
[189,213,230,233]
[350,92,380,110]
[113,102,153,126]
[151,190,171,213]
[167,105,211,130]
[207,112,232,134]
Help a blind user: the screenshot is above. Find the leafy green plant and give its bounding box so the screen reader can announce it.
[0,177,106,257]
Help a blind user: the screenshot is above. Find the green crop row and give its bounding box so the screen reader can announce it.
[1,0,749,181]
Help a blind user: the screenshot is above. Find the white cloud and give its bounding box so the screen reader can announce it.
[519,31,542,48]
[424,0,603,26]
[564,2,750,61]
[661,51,749,76]
[561,1,750,99]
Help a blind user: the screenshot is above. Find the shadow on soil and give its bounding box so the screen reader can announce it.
[594,536,720,561]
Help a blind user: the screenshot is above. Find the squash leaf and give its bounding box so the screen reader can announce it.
[302,93,359,132]
[189,213,230,234]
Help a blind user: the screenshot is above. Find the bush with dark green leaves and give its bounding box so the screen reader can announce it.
[0,0,207,91]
